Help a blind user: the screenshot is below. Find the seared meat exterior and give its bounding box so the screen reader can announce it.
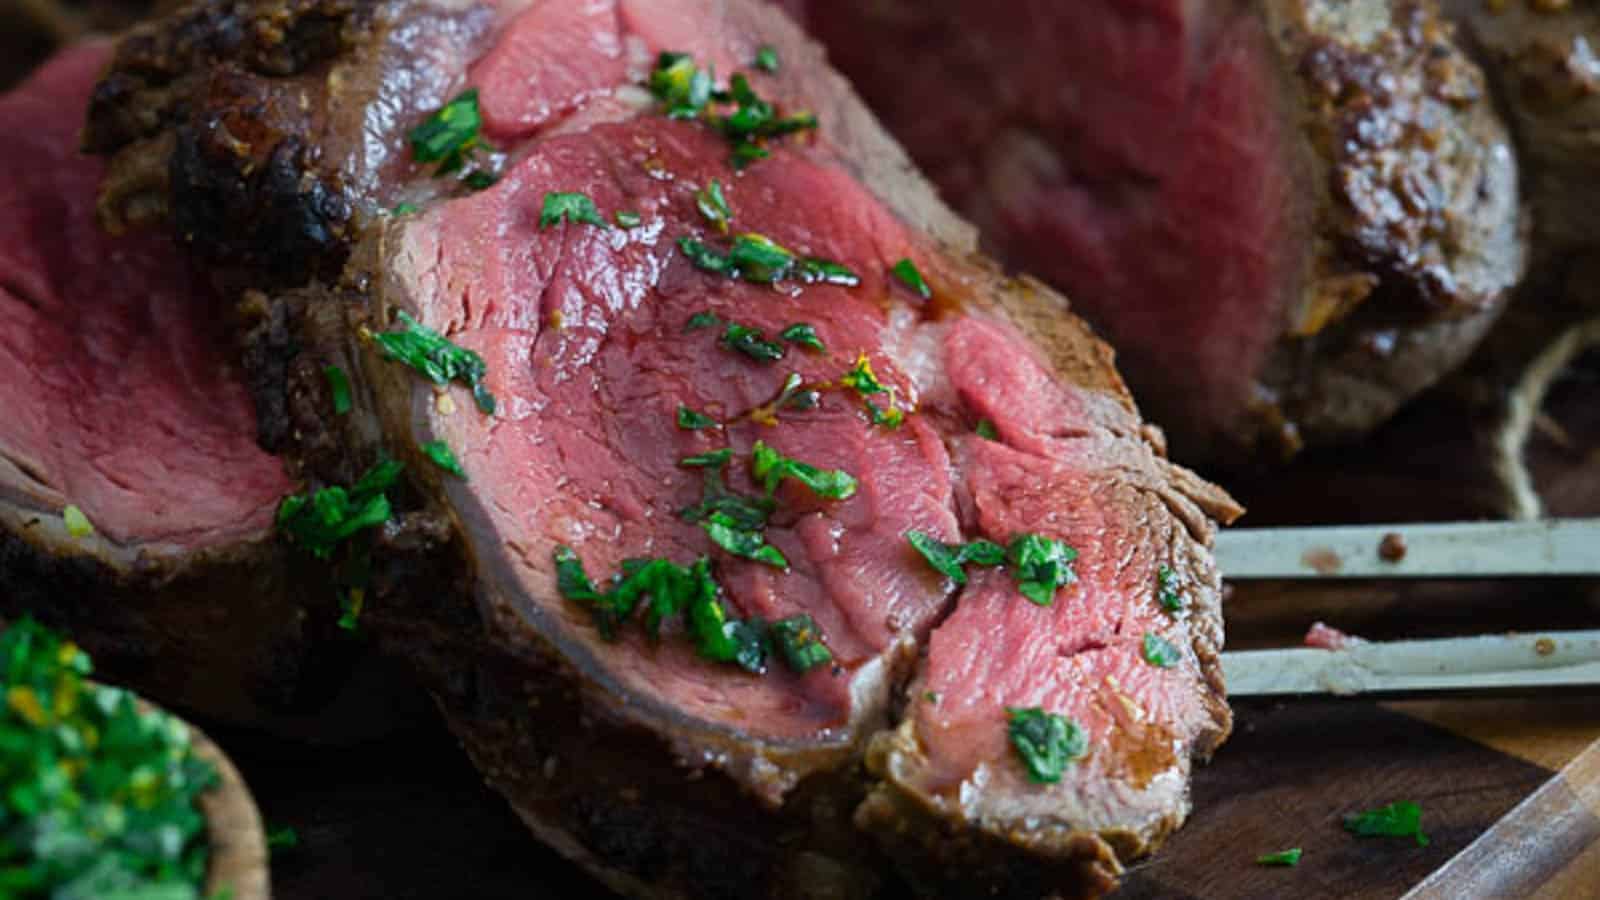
[86,1,1241,897]
[790,0,1526,465]
[0,43,369,733]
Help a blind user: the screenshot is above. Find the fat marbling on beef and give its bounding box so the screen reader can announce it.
[790,0,1527,465]
[85,1,1241,897]
[0,43,378,733]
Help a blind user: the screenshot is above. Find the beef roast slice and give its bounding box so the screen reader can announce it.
[792,0,1525,464]
[87,1,1240,896]
[0,43,385,735]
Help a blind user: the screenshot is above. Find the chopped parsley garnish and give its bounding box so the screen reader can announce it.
[678,450,779,560]
[1008,534,1078,606]
[337,588,365,631]
[696,179,732,232]
[748,372,821,426]
[678,233,859,288]
[685,311,723,332]
[703,513,788,569]
[325,365,353,415]
[1006,706,1087,784]
[722,323,787,363]
[905,531,1077,604]
[755,45,780,73]
[422,439,466,478]
[891,258,932,299]
[677,405,719,430]
[840,353,907,428]
[1157,565,1185,614]
[373,310,496,414]
[770,615,832,672]
[646,53,818,167]
[62,504,93,539]
[392,201,419,216]
[1141,632,1181,668]
[553,548,773,671]
[779,323,825,352]
[267,826,301,852]
[276,459,404,560]
[539,191,609,229]
[648,52,714,119]
[408,89,498,188]
[905,531,1006,584]
[615,210,643,228]
[1256,848,1303,867]
[751,441,857,500]
[0,618,220,900]
[1344,801,1430,846]
[976,419,999,440]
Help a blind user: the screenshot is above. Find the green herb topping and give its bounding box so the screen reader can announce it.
[678,233,859,288]
[770,615,832,672]
[892,258,932,299]
[324,365,353,415]
[976,419,998,441]
[539,191,609,229]
[392,202,420,217]
[615,210,643,228]
[695,179,732,233]
[905,531,1078,604]
[1006,706,1087,784]
[646,53,819,167]
[276,459,403,562]
[685,311,723,332]
[1256,848,1303,867]
[0,618,219,899]
[408,89,498,189]
[1141,633,1181,668]
[677,451,783,568]
[372,310,496,415]
[751,441,857,500]
[1008,534,1078,606]
[552,548,831,674]
[905,531,1005,584]
[62,505,93,539]
[748,372,822,426]
[722,323,787,363]
[422,440,466,478]
[677,405,719,430]
[1157,565,1185,614]
[755,45,780,73]
[779,323,825,352]
[1344,801,1429,846]
[840,353,906,428]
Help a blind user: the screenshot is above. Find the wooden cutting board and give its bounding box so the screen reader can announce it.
[223,576,1600,899]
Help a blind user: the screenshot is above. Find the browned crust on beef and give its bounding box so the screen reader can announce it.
[1242,0,1525,457]
[0,510,399,740]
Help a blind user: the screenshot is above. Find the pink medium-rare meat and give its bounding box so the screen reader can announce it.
[85,1,1243,896]
[0,43,371,734]
[791,0,1526,465]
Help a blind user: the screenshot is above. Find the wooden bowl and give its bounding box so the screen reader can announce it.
[138,699,272,900]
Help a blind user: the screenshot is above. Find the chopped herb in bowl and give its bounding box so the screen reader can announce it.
[0,617,257,899]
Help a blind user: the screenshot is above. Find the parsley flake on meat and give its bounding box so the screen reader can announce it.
[696,179,732,232]
[976,419,999,440]
[678,233,859,288]
[324,365,353,415]
[722,323,787,363]
[891,257,932,299]
[372,311,496,414]
[276,459,404,560]
[677,405,720,430]
[539,191,609,229]
[62,504,93,538]
[755,45,780,73]
[841,353,907,428]
[646,53,819,167]
[1256,848,1303,867]
[905,531,1005,584]
[1008,534,1078,606]
[408,89,499,189]
[1157,565,1185,614]
[1006,706,1087,784]
[422,439,467,478]
[751,441,857,499]
[779,323,825,352]
[771,615,832,672]
[1141,632,1181,668]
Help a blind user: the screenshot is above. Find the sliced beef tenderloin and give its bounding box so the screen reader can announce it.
[0,43,381,736]
[86,1,1240,896]
[789,0,1526,465]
